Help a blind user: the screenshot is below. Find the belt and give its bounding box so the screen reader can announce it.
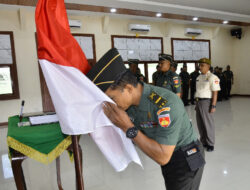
[196,98,211,101]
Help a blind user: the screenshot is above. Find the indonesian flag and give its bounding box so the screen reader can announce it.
[35,0,141,171]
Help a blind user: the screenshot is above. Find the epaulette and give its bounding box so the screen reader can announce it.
[148,91,168,108]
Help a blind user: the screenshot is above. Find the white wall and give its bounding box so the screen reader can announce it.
[232,27,250,95]
[0,8,246,123]
[0,9,42,123]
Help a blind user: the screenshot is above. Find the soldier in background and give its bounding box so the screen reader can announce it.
[210,66,214,73]
[128,59,145,82]
[152,64,161,85]
[218,68,227,101]
[190,66,200,105]
[214,66,219,77]
[224,65,234,98]
[156,54,181,97]
[171,62,178,74]
[180,65,190,106]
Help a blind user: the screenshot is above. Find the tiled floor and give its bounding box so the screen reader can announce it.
[0,97,250,190]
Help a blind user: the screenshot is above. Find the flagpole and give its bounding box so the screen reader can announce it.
[72,135,84,190]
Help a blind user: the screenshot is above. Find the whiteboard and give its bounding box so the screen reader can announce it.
[113,37,162,62]
[172,39,210,61]
[73,35,95,60]
[0,34,13,64]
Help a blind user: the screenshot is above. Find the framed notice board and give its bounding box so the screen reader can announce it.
[111,35,163,63]
[0,31,19,100]
[171,38,210,62]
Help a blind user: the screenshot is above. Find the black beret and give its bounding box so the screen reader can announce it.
[159,53,173,63]
[128,59,139,65]
[86,48,126,92]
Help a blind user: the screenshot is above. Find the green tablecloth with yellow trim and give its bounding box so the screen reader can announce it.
[7,115,72,164]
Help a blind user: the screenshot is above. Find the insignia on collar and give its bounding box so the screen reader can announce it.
[148,91,167,108]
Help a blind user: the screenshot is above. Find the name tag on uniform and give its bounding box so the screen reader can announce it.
[186,147,198,156]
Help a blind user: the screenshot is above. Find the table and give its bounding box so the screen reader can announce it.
[7,116,84,190]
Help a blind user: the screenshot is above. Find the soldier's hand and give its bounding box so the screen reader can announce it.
[209,108,216,113]
[103,102,134,132]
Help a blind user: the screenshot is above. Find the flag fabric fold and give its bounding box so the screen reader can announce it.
[35,0,141,172]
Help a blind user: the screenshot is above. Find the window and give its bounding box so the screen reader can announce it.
[176,63,196,75]
[0,32,19,100]
[147,63,158,83]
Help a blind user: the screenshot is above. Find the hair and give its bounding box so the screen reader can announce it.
[109,69,140,90]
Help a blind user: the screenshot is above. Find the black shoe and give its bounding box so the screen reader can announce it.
[206,145,214,152]
[203,144,208,148]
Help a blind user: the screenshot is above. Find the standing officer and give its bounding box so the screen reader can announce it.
[218,68,227,101]
[224,65,234,98]
[128,59,145,82]
[179,65,190,106]
[152,64,161,85]
[195,58,220,152]
[170,62,178,74]
[87,48,205,190]
[190,66,200,105]
[156,54,181,98]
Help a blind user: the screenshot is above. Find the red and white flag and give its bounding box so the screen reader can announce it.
[35,0,141,171]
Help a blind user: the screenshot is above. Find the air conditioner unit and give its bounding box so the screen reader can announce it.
[129,24,151,32]
[69,19,82,28]
[185,28,202,35]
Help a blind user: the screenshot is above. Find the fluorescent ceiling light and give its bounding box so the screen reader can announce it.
[110,8,117,13]
[156,13,162,17]
[193,17,198,21]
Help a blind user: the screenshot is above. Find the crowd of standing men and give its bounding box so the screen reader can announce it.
[152,61,234,106]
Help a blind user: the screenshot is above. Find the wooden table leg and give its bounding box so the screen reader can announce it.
[11,154,27,190]
[56,157,63,190]
[72,135,84,190]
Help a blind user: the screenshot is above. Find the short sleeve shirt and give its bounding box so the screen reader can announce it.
[155,70,181,94]
[127,83,197,150]
[195,71,221,98]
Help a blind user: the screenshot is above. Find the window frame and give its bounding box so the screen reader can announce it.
[0,31,20,100]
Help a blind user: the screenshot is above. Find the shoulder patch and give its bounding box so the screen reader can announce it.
[158,114,171,128]
[174,79,179,84]
[157,107,171,115]
[148,91,168,108]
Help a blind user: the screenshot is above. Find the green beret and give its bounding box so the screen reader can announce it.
[199,58,211,65]
[86,48,126,92]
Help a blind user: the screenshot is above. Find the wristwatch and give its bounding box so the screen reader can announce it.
[126,126,138,139]
[210,105,216,109]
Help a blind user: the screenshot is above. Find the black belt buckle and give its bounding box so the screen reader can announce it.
[181,142,205,171]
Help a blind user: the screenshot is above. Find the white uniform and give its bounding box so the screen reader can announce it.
[195,71,221,98]
[195,71,220,147]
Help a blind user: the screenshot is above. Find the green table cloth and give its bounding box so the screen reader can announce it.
[7,115,72,164]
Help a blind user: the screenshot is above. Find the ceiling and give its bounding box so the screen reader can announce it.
[65,0,250,24]
[0,0,250,26]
